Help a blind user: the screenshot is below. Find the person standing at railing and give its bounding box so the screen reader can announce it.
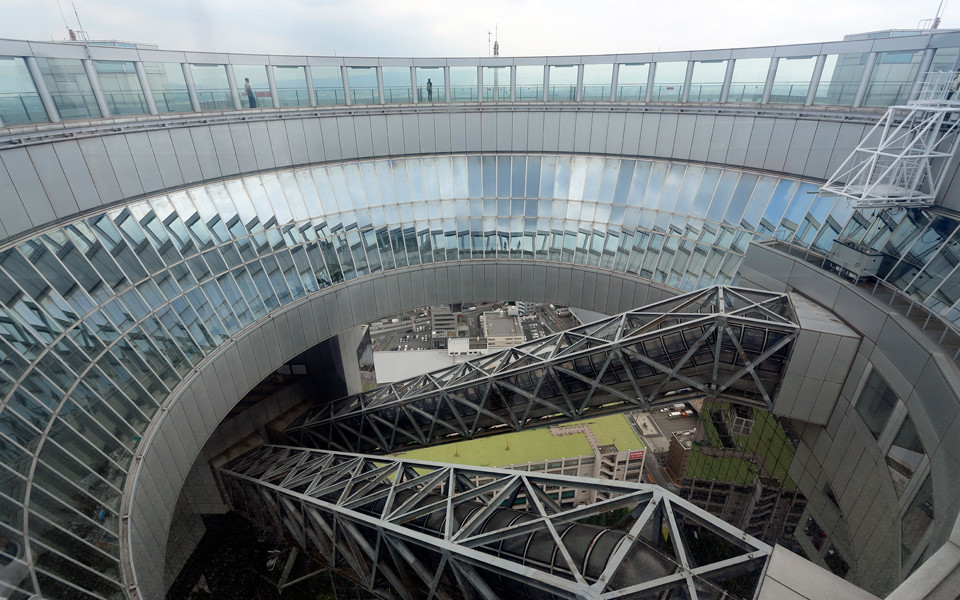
[244,77,257,108]
[948,72,960,101]
[427,78,433,102]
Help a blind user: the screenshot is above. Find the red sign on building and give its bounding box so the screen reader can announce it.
[629,450,644,460]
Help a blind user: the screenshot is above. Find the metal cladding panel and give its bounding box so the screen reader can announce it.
[574,112,592,153]
[558,111,577,151]
[783,120,817,175]
[302,118,326,162]
[542,111,561,152]
[555,266,572,305]
[126,132,165,192]
[284,119,310,164]
[690,114,716,163]
[418,113,438,154]
[434,112,452,153]
[526,111,545,152]
[409,269,426,308]
[656,113,679,158]
[18,145,74,219]
[449,112,467,151]
[533,263,548,302]
[164,128,202,185]
[320,117,343,161]
[207,125,240,176]
[605,112,626,154]
[404,113,423,154]
[764,119,795,173]
[434,267,449,303]
[744,117,776,170]
[224,123,256,172]
[267,120,293,167]
[275,311,297,361]
[826,122,868,179]
[706,115,735,164]
[189,125,224,181]
[480,112,497,152]
[621,113,643,156]
[445,265,460,300]
[588,112,609,154]
[146,130,186,190]
[336,115,360,159]
[385,114,405,155]
[672,114,696,161]
[338,286,358,332]
[519,262,535,299]
[727,116,755,167]
[512,111,528,151]
[464,112,482,151]
[497,112,512,150]
[372,275,389,315]
[101,134,145,198]
[323,291,343,336]
[638,113,660,157]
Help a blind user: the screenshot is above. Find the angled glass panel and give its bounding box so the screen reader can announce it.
[142,61,191,113]
[815,53,866,106]
[901,475,933,566]
[855,370,898,439]
[728,57,769,103]
[94,60,147,116]
[689,59,726,102]
[865,51,923,107]
[515,65,543,101]
[482,66,509,101]
[312,65,344,105]
[272,65,309,107]
[0,56,48,124]
[651,61,686,101]
[770,56,817,104]
[189,64,232,110]
[347,66,378,104]
[581,63,612,101]
[449,66,477,102]
[616,63,649,101]
[416,67,444,102]
[886,416,924,497]
[233,65,270,109]
[35,57,101,119]
[381,66,411,103]
[548,65,577,101]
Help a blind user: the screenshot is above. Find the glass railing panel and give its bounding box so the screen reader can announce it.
[272,65,309,107]
[548,65,577,101]
[94,60,148,116]
[516,65,543,101]
[482,66,509,101]
[616,63,648,101]
[770,56,817,104]
[189,64,233,111]
[581,63,612,101]
[312,65,344,105]
[449,66,477,102]
[347,66,378,104]
[864,50,923,107]
[233,65,271,109]
[381,66,411,103]
[727,57,769,103]
[143,61,191,113]
[416,66,444,103]
[36,57,101,120]
[689,59,726,102]
[0,56,47,125]
[931,47,960,73]
[814,53,865,106]
[651,61,686,101]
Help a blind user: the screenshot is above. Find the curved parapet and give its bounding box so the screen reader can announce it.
[286,286,799,454]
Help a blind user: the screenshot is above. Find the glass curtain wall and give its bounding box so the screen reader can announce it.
[689,60,726,102]
[0,56,47,124]
[382,67,411,103]
[312,66,344,105]
[94,61,148,116]
[617,64,649,101]
[815,54,866,106]
[416,67,444,102]
[482,66,509,101]
[347,66,378,104]
[581,64,612,101]
[515,65,543,101]
[449,66,477,102]
[770,56,817,103]
[728,58,769,103]
[189,64,233,110]
[143,62,191,113]
[651,61,686,101]
[864,51,924,107]
[548,65,578,101]
[233,65,271,109]
[35,57,101,119]
[272,65,309,107]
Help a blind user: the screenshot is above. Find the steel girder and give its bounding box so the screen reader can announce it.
[220,445,773,600]
[285,286,799,454]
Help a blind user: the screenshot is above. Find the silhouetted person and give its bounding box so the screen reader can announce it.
[244,77,257,108]
[427,78,433,101]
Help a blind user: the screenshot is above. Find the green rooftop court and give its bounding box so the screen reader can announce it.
[394,413,644,467]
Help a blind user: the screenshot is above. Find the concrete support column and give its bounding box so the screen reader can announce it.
[477,65,483,102]
[720,59,735,103]
[134,61,159,115]
[682,60,695,102]
[444,66,451,103]
[25,56,61,122]
[853,52,878,108]
[610,63,620,102]
[82,58,110,117]
[510,65,516,102]
[645,62,655,102]
[266,65,280,109]
[224,65,242,110]
[575,64,584,102]
[761,57,778,104]
[410,66,418,103]
[342,65,352,106]
[376,67,385,104]
[304,66,317,106]
[805,54,826,106]
[181,63,201,112]
[542,65,550,102]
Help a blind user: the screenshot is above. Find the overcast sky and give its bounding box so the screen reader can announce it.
[2,0,956,57]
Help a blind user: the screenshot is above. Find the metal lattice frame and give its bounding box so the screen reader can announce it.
[286,286,799,453]
[220,445,773,600]
[820,71,960,209]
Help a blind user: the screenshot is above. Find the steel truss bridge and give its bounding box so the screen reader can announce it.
[220,446,773,600]
[220,286,798,599]
[285,286,799,454]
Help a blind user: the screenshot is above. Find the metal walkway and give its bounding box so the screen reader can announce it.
[285,286,799,454]
[220,445,773,600]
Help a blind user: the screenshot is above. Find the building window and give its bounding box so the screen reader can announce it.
[886,416,924,497]
[824,544,850,578]
[901,475,934,566]
[855,370,898,439]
